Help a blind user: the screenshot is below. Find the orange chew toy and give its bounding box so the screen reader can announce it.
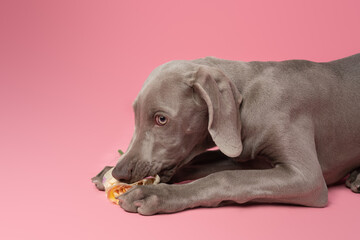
[102,168,160,204]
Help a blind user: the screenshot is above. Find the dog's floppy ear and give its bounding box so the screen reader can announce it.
[190,66,243,157]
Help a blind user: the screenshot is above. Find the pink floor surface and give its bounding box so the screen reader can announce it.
[1,1,359,239]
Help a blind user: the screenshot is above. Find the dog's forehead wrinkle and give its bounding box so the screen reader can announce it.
[137,61,201,113]
[137,82,192,118]
[144,60,198,86]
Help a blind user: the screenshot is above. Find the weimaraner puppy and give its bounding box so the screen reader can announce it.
[92,53,360,215]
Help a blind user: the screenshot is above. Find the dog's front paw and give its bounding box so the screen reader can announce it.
[117,184,187,215]
[91,166,113,191]
[346,168,360,193]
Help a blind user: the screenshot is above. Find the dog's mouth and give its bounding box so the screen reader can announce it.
[124,165,176,184]
[158,165,177,183]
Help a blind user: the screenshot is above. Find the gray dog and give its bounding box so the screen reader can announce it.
[92,54,360,215]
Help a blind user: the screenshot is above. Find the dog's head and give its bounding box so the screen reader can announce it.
[112,60,243,183]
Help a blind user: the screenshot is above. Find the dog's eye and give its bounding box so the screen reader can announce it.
[155,114,168,126]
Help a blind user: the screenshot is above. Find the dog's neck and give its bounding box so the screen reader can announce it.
[193,57,271,95]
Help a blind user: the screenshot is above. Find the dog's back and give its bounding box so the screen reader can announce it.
[330,53,360,79]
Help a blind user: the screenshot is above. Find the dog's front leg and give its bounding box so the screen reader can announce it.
[117,126,328,215]
[117,162,328,215]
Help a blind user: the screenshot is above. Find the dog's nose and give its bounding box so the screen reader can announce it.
[112,162,132,183]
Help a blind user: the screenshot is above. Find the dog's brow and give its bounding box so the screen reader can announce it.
[132,101,138,110]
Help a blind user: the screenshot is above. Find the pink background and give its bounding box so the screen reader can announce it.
[1,0,359,239]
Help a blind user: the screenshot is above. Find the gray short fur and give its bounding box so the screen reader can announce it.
[93,54,360,215]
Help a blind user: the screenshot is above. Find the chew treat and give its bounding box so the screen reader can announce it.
[102,167,160,204]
